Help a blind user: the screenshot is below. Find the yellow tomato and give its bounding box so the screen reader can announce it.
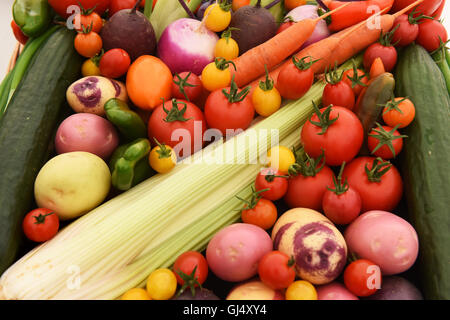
[214,37,239,60]
[286,280,318,300]
[252,86,281,117]
[267,145,296,174]
[204,3,232,32]
[81,59,101,77]
[149,143,177,174]
[121,288,151,300]
[201,58,233,92]
[146,268,177,300]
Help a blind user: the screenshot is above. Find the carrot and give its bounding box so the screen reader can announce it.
[229,3,350,87]
[369,57,386,79]
[126,55,172,110]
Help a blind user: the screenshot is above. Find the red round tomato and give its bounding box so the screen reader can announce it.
[301,105,364,166]
[11,20,28,45]
[416,19,448,52]
[322,187,361,225]
[254,168,288,201]
[48,0,110,19]
[172,72,203,102]
[284,164,335,211]
[241,198,277,230]
[75,11,103,33]
[342,67,368,96]
[344,259,381,297]
[322,80,355,110]
[258,251,296,290]
[343,156,403,212]
[391,14,419,47]
[276,57,315,100]
[392,0,443,17]
[367,124,406,159]
[22,208,59,242]
[204,85,254,136]
[173,251,209,290]
[99,48,131,78]
[363,42,397,72]
[148,99,207,158]
[276,20,295,34]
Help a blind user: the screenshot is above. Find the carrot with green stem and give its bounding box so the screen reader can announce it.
[228,2,351,87]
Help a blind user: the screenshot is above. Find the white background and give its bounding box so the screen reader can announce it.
[0,0,448,77]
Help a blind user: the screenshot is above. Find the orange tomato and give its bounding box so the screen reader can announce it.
[232,0,250,11]
[382,97,415,128]
[241,198,277,230]
[75,12,103,33]
[126,55,172,110]
[74,31,103,58]
[284,0,307,11]
[343,68,368,96]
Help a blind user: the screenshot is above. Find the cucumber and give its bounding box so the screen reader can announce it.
[394,44,450,300]
[0,27,82,274]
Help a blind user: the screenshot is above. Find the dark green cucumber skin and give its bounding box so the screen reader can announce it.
[395,44,450,300]
[0,27,82,274]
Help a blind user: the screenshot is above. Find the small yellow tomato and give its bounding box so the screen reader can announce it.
[146,268,177,300]
[201,58,234,92]
[121,288,151,300]
[204,3,232,32]
[214,35,239,60]
[285,280,318,300]
[267,145,296,174]
[252,76,281,117]
[149,142,177,174]
[81,58,101,77]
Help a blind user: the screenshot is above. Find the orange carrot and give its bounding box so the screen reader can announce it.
[229,3,350,87]
[369,57,386,78]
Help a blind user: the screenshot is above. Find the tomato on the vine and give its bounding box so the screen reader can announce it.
[173,251,209,295]
[99,48,131,78]
[240,189,278,230]
[22,208,59,242]
[382,97,415,128]
[277,56,317,100]
[252,66,281,117]
[75,7,103,33]
[202,57,235,92]
[416,19,448,52]
[149,140,177,174]
[363,28,398,72]
[301,104,364,166]
[367,123,407,159]
[214,28,239,60]
[172,72,203,102]
[342,62,368,96]
[391,9,433,47]
[343,259,381,297]
[258,251,296,290]
[74,29,103,58]
[254,168,288,201]
[322,67,355,110]
[204,2,232,32]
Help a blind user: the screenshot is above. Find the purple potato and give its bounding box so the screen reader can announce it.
[172,288,220,300]
[366,276,424,300]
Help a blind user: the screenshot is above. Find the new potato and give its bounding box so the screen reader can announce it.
[34,152,111,220]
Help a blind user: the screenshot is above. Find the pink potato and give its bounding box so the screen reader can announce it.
[226,280,284,300]
[316,282,359,300]
[206,223,273,282]
[344,210,419,275]
[55,113,119,160]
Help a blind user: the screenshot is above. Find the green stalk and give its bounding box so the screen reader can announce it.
[144,0,154,18]
[0,70,14,118]
[446,47,450,70]
[432,47,450,94]
[5,25,59,110]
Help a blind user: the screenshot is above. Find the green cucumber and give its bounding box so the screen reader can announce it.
[0,27,82,274]
[394,43,450,300]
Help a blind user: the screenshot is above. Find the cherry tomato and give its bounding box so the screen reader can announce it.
[149,141,177,174]
[99,48,131,78]
[146,268,177,300]
[285,280,317,300]
[382,97,415,128]
[11,20,28,45]
[343,156,403,212]
[367,124,407,159]
[252,69,281,117]
[254,168,288,201]
[22,208,59,242]
[322,68,355,110]
[301,105,364,167]
[344,259,381,297]
[392,0,443,17]
[173,251,209,292]
[241,197,277,230]
[204,3,231,32]
[214,28,239,60]
[267,146,296,175]
[75,11,103,33]
[276,17,295,34]
[201,58,234,92]
[48,0,110,19]
[342,65,368,96]
[109,0,153,17]
[121,288,151,300]
[276,57,315,100]
[171,72,203,102]
[416,19,448,52]
[232,0,250,11]
[204,80,254,136]
[322,162,361,225]
[258,251,296,290]
[82,57,101,77]
[284,0,307,11]
[74,31,103,58]
[391,14,419,47]
[363,41,398,72]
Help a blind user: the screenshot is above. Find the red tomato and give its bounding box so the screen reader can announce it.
[343,157,403,212]
[173,251,209,290]
[48,0,110,18]
[322,80,355,110]
[391,14,419,47]
[258,251,296,290]
[75,11,103,33]
[343,67,368,96]
[22,208,59,242]
[254,168,288,201]
[431,0,445,19]
[392,0,443,17]
[172,72,203,102]
[204,85,254,136]
[276,57,315,100]
[301,105,364,166]
[367,124,406,159]
[363,42,397,72]
[344,259,381,297]
[241,198,278,230]
[276,20,295,34]
[416,19,448,52]
[323,187,361,225]
[99,48,131,78]
[11,20,28,45]
[284,162,335,211]
[148,99,207,157]
[109,0,153,16]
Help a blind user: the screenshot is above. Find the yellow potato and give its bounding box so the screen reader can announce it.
[34,152,111,220]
